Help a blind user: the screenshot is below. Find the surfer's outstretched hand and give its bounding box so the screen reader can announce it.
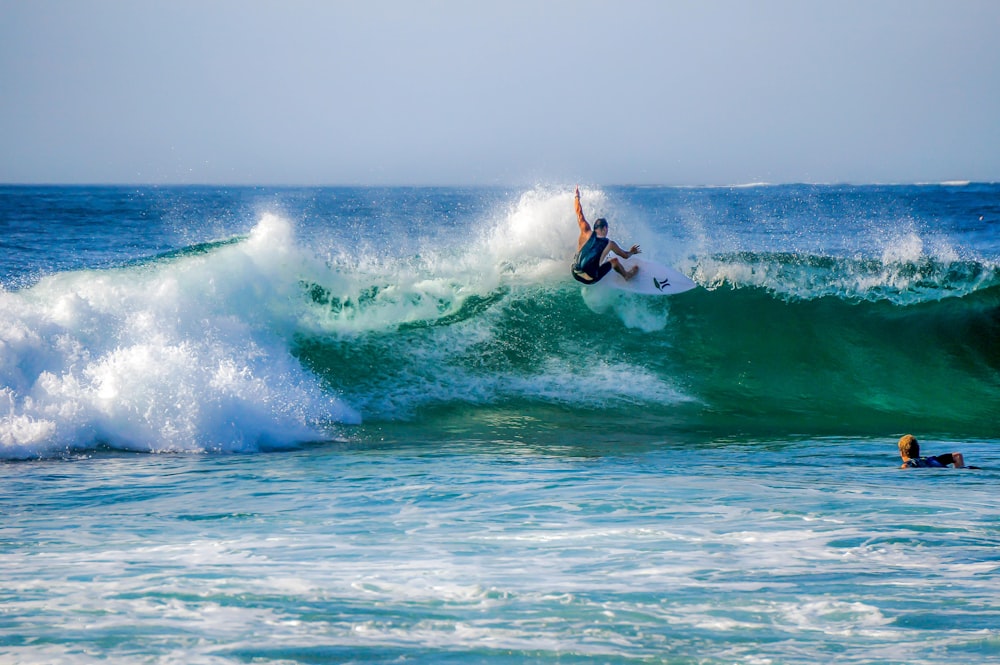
[629,244,641,256]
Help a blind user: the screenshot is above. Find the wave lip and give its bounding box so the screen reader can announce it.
[692,250,999,304]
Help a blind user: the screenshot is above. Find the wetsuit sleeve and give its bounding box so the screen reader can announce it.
[932,453,956,467]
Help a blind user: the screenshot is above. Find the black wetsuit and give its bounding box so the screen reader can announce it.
[572,234,611,284]
[903,454,957,468]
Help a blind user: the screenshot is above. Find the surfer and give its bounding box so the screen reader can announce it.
[897,434,966,469]
[572,186,641,284]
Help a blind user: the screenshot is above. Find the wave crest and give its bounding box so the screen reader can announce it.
[0,214,359,459]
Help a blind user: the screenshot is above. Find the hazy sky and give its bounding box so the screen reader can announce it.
[2,0,999,185]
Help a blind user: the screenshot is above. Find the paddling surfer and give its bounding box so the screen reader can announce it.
[897,434,968,469]
[571,186,641,284]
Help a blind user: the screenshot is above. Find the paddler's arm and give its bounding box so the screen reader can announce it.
[936,452,966,468]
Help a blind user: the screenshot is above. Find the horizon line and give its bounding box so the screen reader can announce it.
[0,179,995,189]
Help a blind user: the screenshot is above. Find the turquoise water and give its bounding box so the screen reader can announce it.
[1,185,998,662]
[4,436,998,663]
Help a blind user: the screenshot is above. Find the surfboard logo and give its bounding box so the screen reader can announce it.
[653,276,671,291]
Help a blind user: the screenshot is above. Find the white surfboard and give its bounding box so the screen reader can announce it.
[598,257,696,295]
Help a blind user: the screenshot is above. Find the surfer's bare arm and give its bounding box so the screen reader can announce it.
[574,187,590,233]
[608,241,641,258]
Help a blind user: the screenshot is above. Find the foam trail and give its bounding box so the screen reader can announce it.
[0,214,359,459]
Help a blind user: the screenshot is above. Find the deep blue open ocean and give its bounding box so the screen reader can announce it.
[1,184,998,663]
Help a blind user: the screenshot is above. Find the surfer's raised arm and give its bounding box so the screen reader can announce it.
[574,186,591,239]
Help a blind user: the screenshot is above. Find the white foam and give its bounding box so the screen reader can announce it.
[485,186,583,270]
[880,231,926,265]
[504,358,691,407]
[0,214,359,458]
[693,239,992,303]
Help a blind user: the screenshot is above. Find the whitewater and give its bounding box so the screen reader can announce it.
[1,184,998,663]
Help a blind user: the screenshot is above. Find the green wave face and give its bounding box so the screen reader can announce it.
[295,253,1000,439]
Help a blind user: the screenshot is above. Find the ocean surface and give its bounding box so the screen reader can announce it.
[1,184,998,663]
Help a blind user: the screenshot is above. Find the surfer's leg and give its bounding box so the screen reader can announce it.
[588,262,614,283]
[611,258,638,281]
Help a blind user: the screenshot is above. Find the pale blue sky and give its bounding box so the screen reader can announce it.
[2,0,999,185]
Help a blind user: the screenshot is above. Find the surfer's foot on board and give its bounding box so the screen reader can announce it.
[624,265,639,281]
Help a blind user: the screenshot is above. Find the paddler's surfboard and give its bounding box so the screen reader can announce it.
[598,257,696,295]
